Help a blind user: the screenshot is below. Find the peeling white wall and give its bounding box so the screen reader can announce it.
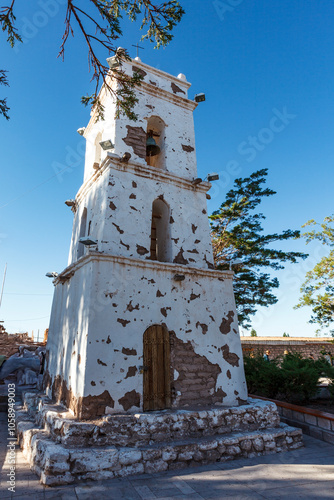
[47,255,247,412]
[68,165,213,269]
[46,57,248,416]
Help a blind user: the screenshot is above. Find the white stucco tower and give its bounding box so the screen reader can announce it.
[45,55,247,419]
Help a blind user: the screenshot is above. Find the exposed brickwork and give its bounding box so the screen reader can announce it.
[170,331,225,407]
[44,371,115,420]
[241,338,334,360]
[123,125,147,159]
[0,331,44,358]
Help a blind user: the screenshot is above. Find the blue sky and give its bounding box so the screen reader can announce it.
[0,0,333,338]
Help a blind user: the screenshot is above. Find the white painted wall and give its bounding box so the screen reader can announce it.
[47,254,247,412]
[46,57,248,416]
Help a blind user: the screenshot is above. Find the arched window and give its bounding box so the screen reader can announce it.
[150,198,171,262]
[94,132,103,168]
[77,207,87,259]
[146,116,166,170]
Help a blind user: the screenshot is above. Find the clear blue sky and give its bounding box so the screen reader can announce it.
[1,0,333,338]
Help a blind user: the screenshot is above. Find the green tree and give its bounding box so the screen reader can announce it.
[210,169,307,328]
[295,215,334,331]
[250,328,257,337]
[283,332,290,337]
[0,1,184,120]
[0,69,9,120]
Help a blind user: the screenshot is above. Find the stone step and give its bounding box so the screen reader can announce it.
[23,392,281,448]
[16,413,303,486]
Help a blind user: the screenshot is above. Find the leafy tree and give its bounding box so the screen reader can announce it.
[295,215,334,332]
[250,328,257,337]
[0,69,9,120]
[210,169,307,328]
[283,332,290,337]
[0,1,184,120]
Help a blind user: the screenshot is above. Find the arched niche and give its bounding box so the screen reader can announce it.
[145,116,166,170]
[150,198,171,262]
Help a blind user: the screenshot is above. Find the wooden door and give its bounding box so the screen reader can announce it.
[143,325,171,411]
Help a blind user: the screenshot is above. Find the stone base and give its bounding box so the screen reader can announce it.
[15,393,303,486]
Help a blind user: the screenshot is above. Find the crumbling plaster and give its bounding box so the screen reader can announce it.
[68,161,213,270]
[46,56,248,420]
[83,58,197,182]
[46,254,247,417]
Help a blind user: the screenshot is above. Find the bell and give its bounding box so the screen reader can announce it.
[146,136,160,157]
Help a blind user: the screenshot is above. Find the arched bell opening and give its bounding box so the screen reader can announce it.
[94,132,103,169]
[145,116,166,169]
[150,198,172,262]
[77,207,87,259]
[143,324,171,411]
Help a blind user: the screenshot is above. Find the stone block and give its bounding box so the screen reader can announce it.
[218,436,239,446]
[264,441,276,451]
[226,445,241,456]
[144,459,168,474]
[198,440,218,451]
[70,448,119,472]
[142,449,162,461]
[240,439,252,451]
[40,472,73,486]
[193,450,205,461]
[162,447,178,461]
[322,431,334,445]
[205,449,221,461]
[292,410,305,422]
[78,470,115,481]
[168,461,188,471]
[178,449,195,461]
[317,417,331,430]
[43,445,70,474]
[119,449,142,466]
[253,437,264,452]
[116,463,144,477]
[304,413,317,426]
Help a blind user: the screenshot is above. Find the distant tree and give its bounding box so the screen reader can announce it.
[295,215,334,332]
[250,328,257,337]
[210,169,308,328]
[282,332,290,337]
[0,1,184,120]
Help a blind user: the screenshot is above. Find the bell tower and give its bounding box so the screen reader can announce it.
[45,55,247,419]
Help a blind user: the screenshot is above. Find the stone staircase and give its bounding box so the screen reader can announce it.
[15,392,303,486]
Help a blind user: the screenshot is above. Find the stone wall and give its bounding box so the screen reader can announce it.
[241,337,334,361]
[16,394,303,486]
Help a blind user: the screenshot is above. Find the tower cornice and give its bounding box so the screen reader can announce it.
[75,156,211,206]
[55,252,233,284]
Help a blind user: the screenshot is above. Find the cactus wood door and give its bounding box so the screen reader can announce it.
[143,325,171,411]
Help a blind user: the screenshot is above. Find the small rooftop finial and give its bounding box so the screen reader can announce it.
[132,43,145,59]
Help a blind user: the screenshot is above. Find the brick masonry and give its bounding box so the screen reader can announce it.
[241,337,334,361]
